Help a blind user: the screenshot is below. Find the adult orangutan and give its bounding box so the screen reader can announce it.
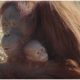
[0,1,80,79]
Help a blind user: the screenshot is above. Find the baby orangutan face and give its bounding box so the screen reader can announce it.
[24,40,48,62]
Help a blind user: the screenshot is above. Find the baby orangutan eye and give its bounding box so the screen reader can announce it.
[37,51,44,57]
[37,51,40,55]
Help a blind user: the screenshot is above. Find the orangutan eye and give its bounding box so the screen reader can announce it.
[37,51,40,54]
[10,20,16,27]
[5,34,10,37]
[2,20,8,27]
[37,51,42,56]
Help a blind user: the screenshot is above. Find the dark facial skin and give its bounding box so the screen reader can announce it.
[1,31,26,63]
[1,30,21,55]
[1,2,37,42]
[2,6,20,33]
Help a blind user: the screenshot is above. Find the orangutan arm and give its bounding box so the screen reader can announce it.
[0,60,80,79]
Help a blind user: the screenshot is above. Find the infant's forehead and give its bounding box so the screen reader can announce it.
[2,6,20,20]
[26,41,45,50]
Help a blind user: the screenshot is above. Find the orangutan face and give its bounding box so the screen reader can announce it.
[24,40,48,62]
[1,2,37,41]
[1,31,21,56]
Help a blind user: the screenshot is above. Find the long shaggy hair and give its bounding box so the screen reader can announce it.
[0,1,80,62]
[38,1,80,63]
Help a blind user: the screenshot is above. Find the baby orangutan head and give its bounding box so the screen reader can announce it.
[24,40,48,62]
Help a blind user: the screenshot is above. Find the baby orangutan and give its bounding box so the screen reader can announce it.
[24,40,48,62]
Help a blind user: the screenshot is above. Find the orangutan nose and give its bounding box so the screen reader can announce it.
[4,47,9,50]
